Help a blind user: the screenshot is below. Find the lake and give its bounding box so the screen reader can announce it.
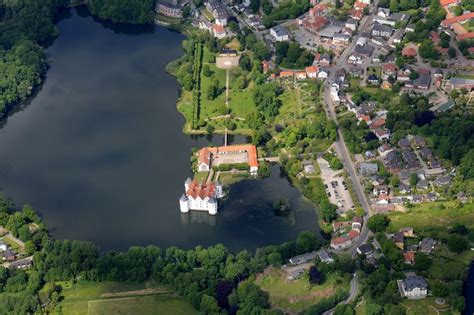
[0,7,320,252]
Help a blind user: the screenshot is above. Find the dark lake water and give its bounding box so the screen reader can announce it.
[465,263,474,315]
[0,7,319,252]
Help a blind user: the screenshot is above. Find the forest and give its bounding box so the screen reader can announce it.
[87,0,155,24]
[0,0,65,117]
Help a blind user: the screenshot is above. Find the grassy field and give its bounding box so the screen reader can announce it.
[56,281,196,315]
[0,235,24,254]
[193,171,209,183]
[401,297,451,315]
[255,267,349,312]
[387,201,474,232]
[367,66,381,77]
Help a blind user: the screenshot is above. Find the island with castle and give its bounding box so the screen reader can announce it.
[179,144,259,215]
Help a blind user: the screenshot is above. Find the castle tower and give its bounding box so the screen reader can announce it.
[184,177,192,191]
[179,194,189,213]
[208,198,218,215]
[215,181,225,198]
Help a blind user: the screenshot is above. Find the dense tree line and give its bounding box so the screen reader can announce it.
[262,0,310,28]
[88,0,155,24]
[275,41,314,69]
[0,0,66,117]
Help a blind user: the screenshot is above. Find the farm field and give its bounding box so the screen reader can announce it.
[387,201,474,232]
[55,281,196,315]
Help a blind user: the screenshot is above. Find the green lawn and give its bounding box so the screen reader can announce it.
[387,201,474,232]
[255,268,349,312]
[0,235,24,253]
[88,294,196,315]
[193,171,209,183]
[367,66,381,77]
[401,297,450,315]
[56,281,196,315]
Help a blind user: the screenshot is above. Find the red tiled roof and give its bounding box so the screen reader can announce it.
[370,117,386,129]
[402,47,417,57]
[199,148,211,166]
[331,236,350,245]
[186,180,216,199]
[280,70,294,77]
[310,2,328,15]
[440,0,458,6]
[348,230,360,239]
[353,1,368,9]
[430,31,441,43]
[305,65,319,74]
[202,144,259,168]
[350,9,363,19]
[441,12,474,27]
[457,32,474,41]
[383,63,396,73]
[403,252,415,264]
[212,24,225,33]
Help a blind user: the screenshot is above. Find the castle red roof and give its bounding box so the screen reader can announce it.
[186,181,216,199]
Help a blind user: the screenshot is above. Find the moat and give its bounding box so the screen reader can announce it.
[0,7,320,251]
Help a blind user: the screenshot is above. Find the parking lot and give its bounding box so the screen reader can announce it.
[317,157,354,213]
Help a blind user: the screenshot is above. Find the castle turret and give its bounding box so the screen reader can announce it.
[184,177,192,191]
[179,194,189,213]
[208,198,218,215]
[215,181,225,198]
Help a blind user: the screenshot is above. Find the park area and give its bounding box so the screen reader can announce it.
[177,45,256,134]
[55,281,196,315]
[254,267,349,312]
[387,201,474,232]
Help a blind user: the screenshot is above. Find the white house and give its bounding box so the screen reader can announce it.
[318,69,329,79]
[0,242,7,252]
[270,25,289,41]
[179,179,225,215]
[398,275,428,299]
[330,83,340,104]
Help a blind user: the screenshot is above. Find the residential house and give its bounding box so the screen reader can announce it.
[420,147,433,160]
[333,33,351,43]
[434,175,451,186]
[289,251,318,265]
[378,143,393,157]
[416,180,429,191]
[444,77,474,92]
[377,8,390,18]
[406,69,431,90]
[398,138,410,149]
[373,184,389,196]
[212,24,227,39]
[375,128,390,141]
[352,216,363,232]
[350,43,374,63]
[371,24,393,38]
[410,195,424,203]
[426,192,437,202]
[305,65,319,78]
[399,183,411,194]
[419,238,436,254]
[401,47,417,58]
[317,248,335,263]
[345,18,358,31]
[400,227,414,237]
[397,64,413,81]
[332,221,352,232]
[359,163,378,176]
[394,232,405,249]
[357,244,374,256]
[382,63,397,80]
[424,167,445,178]
[303,15,328,33]
[2,248,15,261]
[385,150,402,172]
[10,257,33,270]
[331,236,352,250]
[270,25,289,41]
[413,136,426,148]
[155,2,183,18]
[399,275,428,299]
[403,252,415,265]
[402,150,419,169]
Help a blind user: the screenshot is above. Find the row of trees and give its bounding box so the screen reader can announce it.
[87,0,155,24]
[191,42,203,129]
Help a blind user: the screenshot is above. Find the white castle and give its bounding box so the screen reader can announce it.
[179,178,225,215]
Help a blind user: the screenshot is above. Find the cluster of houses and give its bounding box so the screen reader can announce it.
[197,0,231,39]
[0,239,33,270]
[330,216,363,250]
[353,131,455,213]
[294,2,359,47]
[268,64,329,81]
[285,248,334,281]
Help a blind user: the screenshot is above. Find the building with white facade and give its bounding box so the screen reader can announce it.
[179,178,225,215]
[398,275,428,299]
[270,25,289,41]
